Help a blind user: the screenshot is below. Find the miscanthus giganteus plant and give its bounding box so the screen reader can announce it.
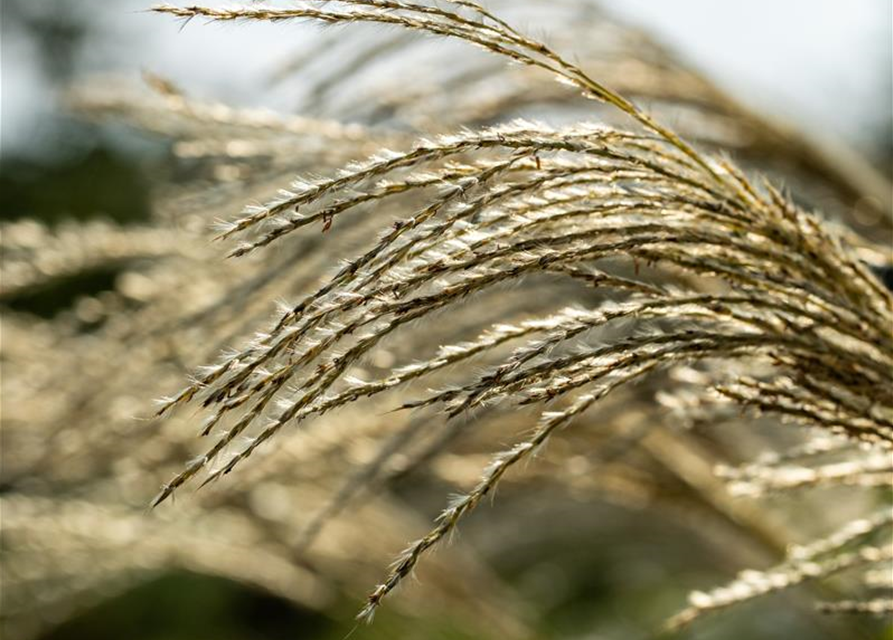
[143,0,893,629]
[2,1,891,637]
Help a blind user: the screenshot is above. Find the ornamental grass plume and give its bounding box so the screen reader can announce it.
[2,1,891,638]
[143,0,893,628]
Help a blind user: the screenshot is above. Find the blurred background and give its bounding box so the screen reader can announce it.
[1,1,891,639]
